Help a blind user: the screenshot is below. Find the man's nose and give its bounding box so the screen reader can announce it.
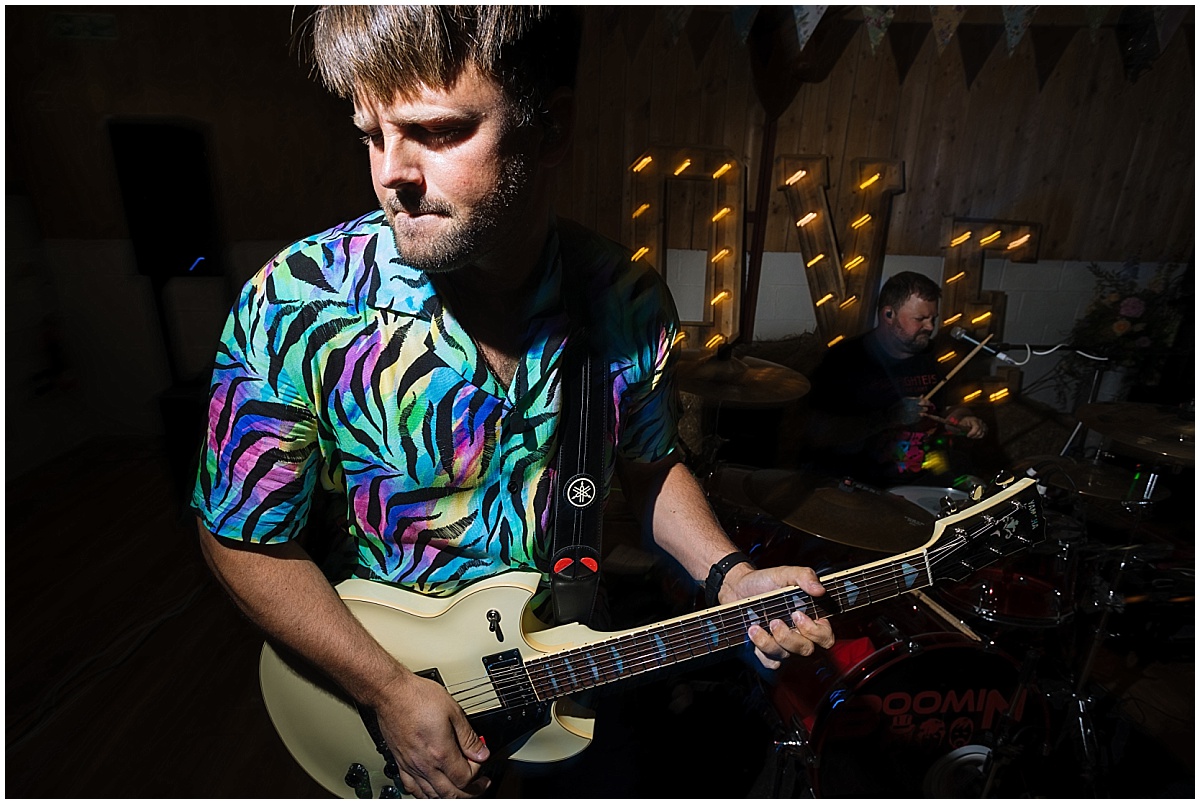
[376,137,424,191]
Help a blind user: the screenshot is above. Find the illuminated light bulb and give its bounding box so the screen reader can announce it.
[631,203,650,219]
[785,169,808,185]
[859,173,881,189]
[938,351,958,363]
[838,295,858,309]
[963,389,983,402]
[631,247,649,262]
[711,248,730,263]
[796,212,817,227]
[712,163,733,179]
[946,271,966,284]
[632,155,653,173]
[943,313,962,325]
[1007,234,1031,250]
[851,214,871,229]
[806,253,825,268]
[979,231,1002,245]
[970,311,992,325]
[706,333,725,349]
[815,293,834,306]
[844,256,864,270]
[989,388,1010,402]
[950,231,972,247]
[710,290,730,306]
[711,207,732,223]
[672,331,687,346]
[827,334,845,347]
[674,159,692,176]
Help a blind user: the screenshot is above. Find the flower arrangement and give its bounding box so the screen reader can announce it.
[1055,260,1187,401]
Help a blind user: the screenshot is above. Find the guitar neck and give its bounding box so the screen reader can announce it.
[525,477,1042,701]
[524,549,932,699]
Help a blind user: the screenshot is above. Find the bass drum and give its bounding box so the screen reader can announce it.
[769,599,1049,798]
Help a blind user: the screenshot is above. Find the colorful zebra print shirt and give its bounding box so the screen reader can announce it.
[192,212,680,597]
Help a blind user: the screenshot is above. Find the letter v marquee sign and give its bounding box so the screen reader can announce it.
[776,156,904,343]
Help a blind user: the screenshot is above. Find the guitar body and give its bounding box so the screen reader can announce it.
[259,571,601,798]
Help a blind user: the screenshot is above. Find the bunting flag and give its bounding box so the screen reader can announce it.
[957,23,1004,88]
[1085,7,1109,44]
[662,7,691,48]
[1029,25,1080,90]
[1115,5,1160,82]
[731,6,760,45]
[862,6,895,54]
[887,22,931,84]
[686,8,725,66]
[792,5,829,52]
[929,5,967,54]
[621,7,656,60]
[1154,5,1189,53]
[1001,6,1039,55]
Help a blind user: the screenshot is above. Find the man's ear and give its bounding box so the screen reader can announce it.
[538,88,575,167]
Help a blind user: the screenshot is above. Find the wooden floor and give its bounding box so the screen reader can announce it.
[6,435,1195,798]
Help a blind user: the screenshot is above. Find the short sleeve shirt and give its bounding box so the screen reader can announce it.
[192,212,680,597]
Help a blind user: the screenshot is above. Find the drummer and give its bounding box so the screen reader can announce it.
[799,272,988,489]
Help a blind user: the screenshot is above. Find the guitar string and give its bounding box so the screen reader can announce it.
[453,513,1023,707]
[444,504,1029,707]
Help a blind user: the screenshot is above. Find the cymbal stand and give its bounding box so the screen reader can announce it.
[1060,368,1104,459]
[1052,499,1152,790]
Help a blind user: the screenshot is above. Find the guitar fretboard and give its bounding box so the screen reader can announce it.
[523,550,935,700]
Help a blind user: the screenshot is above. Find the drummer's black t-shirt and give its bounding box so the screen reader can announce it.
[803,330,946,487]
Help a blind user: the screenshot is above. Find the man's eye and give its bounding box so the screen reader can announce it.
[358,131,382,147]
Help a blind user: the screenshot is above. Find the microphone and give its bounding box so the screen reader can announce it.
[949,326,1018,365]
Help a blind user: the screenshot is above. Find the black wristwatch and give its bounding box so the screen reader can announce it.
[704,551,754,608]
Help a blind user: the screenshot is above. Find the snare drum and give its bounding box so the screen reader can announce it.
[770,598,1048,798]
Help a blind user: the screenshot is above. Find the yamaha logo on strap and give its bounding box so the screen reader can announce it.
[564,474,597,509]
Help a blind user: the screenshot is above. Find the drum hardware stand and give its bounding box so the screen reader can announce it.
[770,716,819,799]
[979,647,1044,798]
[1048,530,1150,792]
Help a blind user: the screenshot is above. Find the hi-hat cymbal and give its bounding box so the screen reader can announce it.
[1014,454,1170,502]
[1075,402,1195,466]
[676,351,810,408]
[744,469,933,553]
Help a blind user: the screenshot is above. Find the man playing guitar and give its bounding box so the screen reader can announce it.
[192,6,834,798]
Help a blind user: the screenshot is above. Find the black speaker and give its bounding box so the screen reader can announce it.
[108,119,224,278]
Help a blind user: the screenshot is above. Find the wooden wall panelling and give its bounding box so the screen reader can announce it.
[1039,33,1118,259]
[883,27,936,253]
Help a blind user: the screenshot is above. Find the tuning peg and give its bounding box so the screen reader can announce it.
[992,470,1016,488]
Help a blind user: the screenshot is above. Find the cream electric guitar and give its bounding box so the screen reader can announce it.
[260,478,1044,798]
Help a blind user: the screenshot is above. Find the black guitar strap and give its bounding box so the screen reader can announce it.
[549,246,611,627]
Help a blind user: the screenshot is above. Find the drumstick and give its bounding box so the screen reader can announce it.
[919,333,993,403]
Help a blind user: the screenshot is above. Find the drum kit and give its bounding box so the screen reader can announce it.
[677,351,1194,798]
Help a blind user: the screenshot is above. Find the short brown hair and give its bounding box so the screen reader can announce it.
[310,6,581,124]
[878,271,941,312]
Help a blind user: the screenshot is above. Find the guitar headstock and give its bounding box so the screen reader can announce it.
[925,478,1046,585]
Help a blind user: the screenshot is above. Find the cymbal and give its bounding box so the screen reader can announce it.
[1014,454,1170,502]
[676,351,810,408]
[1075,402,1195,466]
[744,469,933,553]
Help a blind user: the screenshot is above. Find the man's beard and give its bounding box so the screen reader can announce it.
[899,331,932,355]
[382,154,534,275]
